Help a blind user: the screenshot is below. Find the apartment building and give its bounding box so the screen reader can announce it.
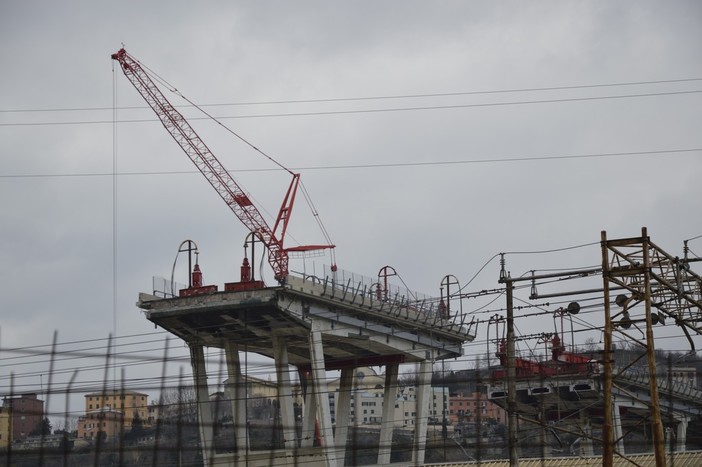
[76,406,125,441]
[1,393,44,442]
[83,390,149,428]
[448,391,506,425]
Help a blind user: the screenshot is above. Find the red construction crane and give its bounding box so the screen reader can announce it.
[111,48,335,283]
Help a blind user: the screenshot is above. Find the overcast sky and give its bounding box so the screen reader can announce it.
[1,1,701,417]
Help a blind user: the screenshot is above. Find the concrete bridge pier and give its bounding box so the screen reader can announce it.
[271,335,296,451]
[223,342,249,460]
[612,401,625,455]
[412,359,432,465]
[672,413,689,453]
[579,410,594,457]
[334,367,354,461]
[307,320,338,466]
[190,343,216,465]
[377,363,400,464]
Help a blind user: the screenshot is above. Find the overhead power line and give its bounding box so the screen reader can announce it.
[1,147,699,179]
[2,77,701,114]
[2,89,701,127]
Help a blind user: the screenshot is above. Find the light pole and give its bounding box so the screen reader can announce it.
[170,239,199,296]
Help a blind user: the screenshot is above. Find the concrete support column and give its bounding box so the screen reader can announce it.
[300,370,317,448]
[225,341,248,456]
[413,359,432,465]
[580,410,594,457]
[612,401,625,455]
[190,344,215,467]
[272,334,297,450]
[354,382,361,427]
[676,414,689,452]
[334,367,354,461]
[377,363,399,465]
[309,320,338,467]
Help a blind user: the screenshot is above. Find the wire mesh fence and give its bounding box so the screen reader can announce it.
[2,328,702,466]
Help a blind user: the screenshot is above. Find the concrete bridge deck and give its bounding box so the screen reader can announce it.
[139,274,475,366]
[138,272,476,467]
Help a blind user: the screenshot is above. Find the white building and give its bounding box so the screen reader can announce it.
[327,367,447,428]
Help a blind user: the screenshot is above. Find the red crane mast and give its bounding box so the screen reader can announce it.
[111,48,334,282]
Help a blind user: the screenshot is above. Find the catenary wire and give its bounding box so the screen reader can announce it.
[3,76,702,113]
[3,89,701,127]
[1,147,700,179]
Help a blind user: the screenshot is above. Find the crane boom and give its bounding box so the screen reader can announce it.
[111,48,333,281]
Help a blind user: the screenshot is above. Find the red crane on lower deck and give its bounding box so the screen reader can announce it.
[111,48,335,283]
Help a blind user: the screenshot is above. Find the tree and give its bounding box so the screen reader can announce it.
[29,417,52,436]
[398,371,418,388]
[158,385,198,422]
[582,337,600,353]
[124,412,146,445]
[53,417,78,437]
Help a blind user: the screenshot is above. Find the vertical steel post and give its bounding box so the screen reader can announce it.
[642,227,667,467]
[601,230,614,467]
[505,275,519,466]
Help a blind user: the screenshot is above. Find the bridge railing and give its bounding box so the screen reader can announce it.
[289,267,477,339]
[616,366,702,402]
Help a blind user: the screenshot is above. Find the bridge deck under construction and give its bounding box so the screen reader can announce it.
[139,274,475,367]
[138,273,476,467]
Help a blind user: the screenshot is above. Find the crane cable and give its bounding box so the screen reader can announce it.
[132,52,336,256]
[135,57,294,176]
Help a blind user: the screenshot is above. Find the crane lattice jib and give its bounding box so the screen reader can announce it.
[111,49,288,280]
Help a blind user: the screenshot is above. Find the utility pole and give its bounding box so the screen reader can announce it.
[602,227,668,467]
[601,231,614,467]
[500,256,519,467]
[642,229,667,466]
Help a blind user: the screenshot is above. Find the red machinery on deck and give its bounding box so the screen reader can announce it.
[492,335,597,381]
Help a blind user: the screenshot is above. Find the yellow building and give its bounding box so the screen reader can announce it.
[84,390,149,427]
[77,407,125,441]
[0,406,10,450]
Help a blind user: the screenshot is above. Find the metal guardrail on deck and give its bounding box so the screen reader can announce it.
[616,366,702,406]
[289,268,477,340]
